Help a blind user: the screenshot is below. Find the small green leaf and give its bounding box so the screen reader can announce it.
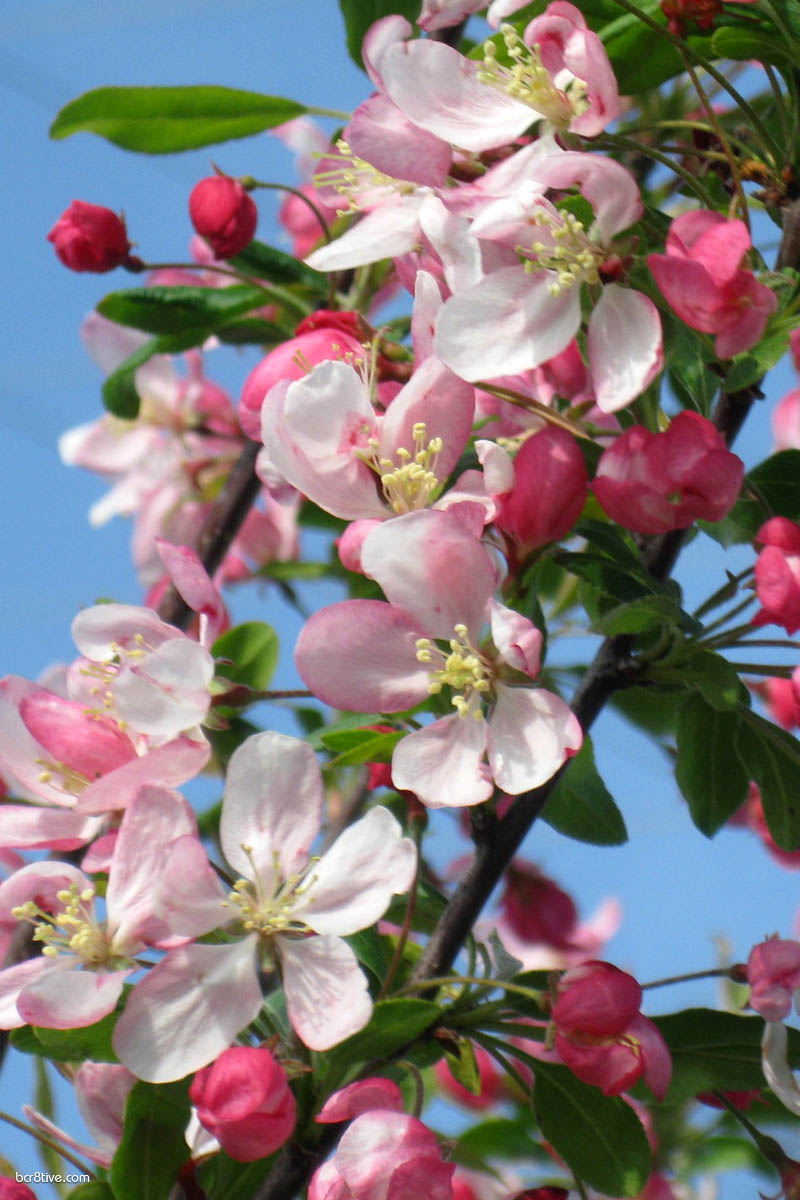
[533,1061,651,1196]
[322,727,404,767]
[454,1114,543,1164]
[111,1079,192,1200]
[51,85,306,153]
[444,1035,482,1095]
[675,694,749,836]
[196,1151,276,1200]
[98,285,268,336]
[726,330,789,394]
[591,593,695,636]
[712,25,793,67]
[212,621,279,692]
[345,927,389,986]
[542,736,627,845]
[11,1013,119,1062]
[68,1186,116,1200]
[679,650,744,710]
[320,997,441,1084]
[229,239,328,290]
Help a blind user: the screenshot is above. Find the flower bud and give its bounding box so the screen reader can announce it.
[495,426,588,557]
[189,1045,296,1162]
[47,201,131,273]
[189,176,258,259]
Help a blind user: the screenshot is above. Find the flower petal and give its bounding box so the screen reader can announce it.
[392,714,493,808]
[280,934,372,1050]
[488,684,582,793]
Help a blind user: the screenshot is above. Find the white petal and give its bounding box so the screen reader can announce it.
[588,286,663,414]
[279,934,372,1050]
[295,807,416,935]
[305,196,426,273]
[113,938,262,1083]
[762,1020,800,1115]
[392,714,493,808]
[488,684,582,794]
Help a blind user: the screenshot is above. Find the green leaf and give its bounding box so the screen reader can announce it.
[339,0,420,70]
[725,330,789,394]
[542,736,627,845]
[101,339,164,419]
[532,1061,651,1196]
[454,1114,543,1163]
[591,593,697,636]
[212,621,279,691]
[98,285,268,336]
[675,694,749,836]
[712,25,793,68]
[666,316,720,417]
[653,1008,800,1101]
[215,317,291,347]
[111,1079,192,1200]
[11,1013,118,1062]
[321,727,404,767]
[50,85,306,153]
[229,239,328,290]
[736,708,800,850]
[320,997,441,1084]
[444,1035,482,1095]
[678,649,744,710]
[68,1186,116,1200]
[345,926,389,986]
[196,1151,276,1200]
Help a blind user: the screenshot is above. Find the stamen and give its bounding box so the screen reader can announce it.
[478,26,581,128]
[365,422,444,514]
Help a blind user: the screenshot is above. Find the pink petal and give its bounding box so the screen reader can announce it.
[305,196,427,273]
[295,599,429,711]
[112,639,213,738]
[73,734,210,814]
[17,963,132,1029]
[347,94,451,188]
[488,684,582,793]
[155,540,227,646]
[221,731,323,886]
[0,805,103,851]
[113,938,262,1082]
[294,807,416,935]
[378,356,475,485]
[316,1077,405,1123]
[489,601,542,678]
[391,714,493,809]
[588,286,663,414]
[0,958,52,1028]
[280,933,372,1050]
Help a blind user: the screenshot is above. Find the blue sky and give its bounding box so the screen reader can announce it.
[3,2,800,1195]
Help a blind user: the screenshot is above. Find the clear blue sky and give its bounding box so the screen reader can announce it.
[2,2,800,1195]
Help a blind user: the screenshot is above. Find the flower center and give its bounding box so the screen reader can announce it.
[35,757,91,795]
[367,422,443,514]
[416,624,492,717]
[315,139,415,215]
[13,884,127,969]
[520,206,606,296]
[478,26,588,128]
[223,850,319,939]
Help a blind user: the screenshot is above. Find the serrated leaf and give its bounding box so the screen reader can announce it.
[51,85,306,153]
[653,1008,800,1101]
[229,239,328,290]
[111,1079,192,1200]
[675,694,749,836]
[322,728,403,767]
[533,1061,651,1196]
[212,621,279,691]
[542,736,627,845]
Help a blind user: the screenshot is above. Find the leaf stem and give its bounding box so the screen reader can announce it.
[640,966,736,990]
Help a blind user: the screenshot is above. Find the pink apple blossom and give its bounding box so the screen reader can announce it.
[0,785,198,1032]
[592,412,743,535]
[112,731,416,1080]
[753,518,800,634]
[190,1046,296,1162]
[296,509,582,807]
[434,152,662,412]
[648,210,776,358]
[552,961,672,1099]
[309,1077,455,1200]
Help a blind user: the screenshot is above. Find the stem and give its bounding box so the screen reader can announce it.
[474,382,594,440]
[247,181,333,244]
[692,568,753,620]
[591,132,726,207]
[0,1110,96,1178]
[640,966,735,990]
[377,838,421,1001]
[680,51,749,229]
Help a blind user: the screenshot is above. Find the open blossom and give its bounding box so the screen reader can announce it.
[552,961,672,1099]
[592,412,743,535]
[0,785,198,1032]
[190,1046,296,1162]
[434,152,662,413]
[296,509,582,808]
[112,732,416,1081]
[24,1061,136,1168]
[648,210,776,359]
[309,1077,455,1200]
[369,3,619,154]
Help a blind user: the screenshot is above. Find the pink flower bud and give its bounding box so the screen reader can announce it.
[189,176,258,259]
[500,862,579,950]
[747,937,800,1022]
[553,961,642,1036]
[47,201,131,273]
[753,518,800,634]
[189,1046,296,1162]
[495,426,588,557]
[592,411,743,535]
[0,1181,36,1200]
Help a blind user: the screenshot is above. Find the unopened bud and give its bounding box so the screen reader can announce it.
[189,175,258,259]
[47,201,131,273]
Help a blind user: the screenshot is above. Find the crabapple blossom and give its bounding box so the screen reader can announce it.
[189,175,258,258]
[434,152,662,412]
[660,0,758,36]
[0,785,198,1031]
[190,1046,296,1162]
[592,412,743,535]
[296,509,582,807]
[648,210,776,359]
[48,201,131,273]
[753,518,800,634]
[112,731,416,1080]
[552,961,672,1099]
[309,1076,455,1200]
